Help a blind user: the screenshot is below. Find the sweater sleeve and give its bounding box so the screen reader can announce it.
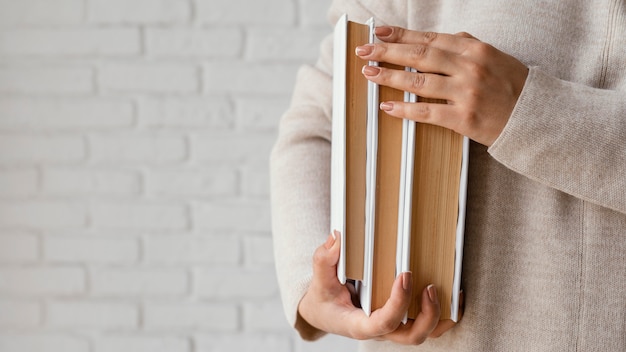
[270,62,333,341]
[488,67,626,214]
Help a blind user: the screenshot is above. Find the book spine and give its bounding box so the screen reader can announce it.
[332,14,348,284]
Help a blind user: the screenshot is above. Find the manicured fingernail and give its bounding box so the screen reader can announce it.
[375,26,393,37]
[324,233,336,249]
[380,102,393,111]
[355,44,374,56]
[402,272,412,291]
[427,284,438,304]
[362,65,380,76]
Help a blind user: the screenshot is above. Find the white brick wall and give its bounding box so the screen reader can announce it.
[0,0,358,351]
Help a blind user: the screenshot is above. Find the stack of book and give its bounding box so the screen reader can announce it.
[331,14,469,322]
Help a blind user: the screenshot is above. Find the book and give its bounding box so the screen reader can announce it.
[331,14,469,322]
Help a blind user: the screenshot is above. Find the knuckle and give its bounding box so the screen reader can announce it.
[312,247,326,266]
[410,102,431,121]
[422,31,438,43]
[409,44,428,60]
[409,73,426,91]
[471,41,494,59]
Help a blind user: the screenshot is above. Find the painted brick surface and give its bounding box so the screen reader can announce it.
[0,0,357,351]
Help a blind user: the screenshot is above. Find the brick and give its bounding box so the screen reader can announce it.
[300,0,334,27]
[0,67,93,94]
[43,168,140,196]
[243,301,292,332]
[44,237,138,264]
[47,301,138,329]
[0,300,40,328]
[194,268,278,299]
[196,0,295,25]
[191,132,274,165]
[99,64,198,93]
[96,335,190,352]
[0,169,38,197]
[145,235,239,264]
[241,165,270,197]
[193,200,271,232]
[0,135,85,164]
[0,97,134,130]
[195,334,291,352]
[0,233,39,263]
[0,28,140,56]
[91,268,187,297]
[204,62,299,94]
[235,97,288,131]
[0,0,84,26]
[0,267,84,296]
[146,28,242,57]
[88,0,190,24]
[144,302,237,331]
[294,334,359,352]
[243,236,274,266]
[90,134,186,164]
[147,168,237,197]
[0,334,89,352]
[0,201,87,229]
[138,97,233,129]
[91,202,188,231]
[246,28,329,61]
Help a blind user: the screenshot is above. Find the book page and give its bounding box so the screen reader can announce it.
[407,112,464,320]
[370,63,404,313]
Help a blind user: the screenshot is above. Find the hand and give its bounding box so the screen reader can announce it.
[297,231,459,344]
[356,26,529,146]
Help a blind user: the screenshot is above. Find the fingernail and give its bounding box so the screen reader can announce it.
[362,65,380,76]
[324,233,336,249]
[355,44,374,56]
[427,284,439,304]
[375,26,393,38]
[402,272,412,291]
[380,102,393,111]
[332,229,339,240]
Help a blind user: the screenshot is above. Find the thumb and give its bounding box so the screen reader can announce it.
[311,232,341,287]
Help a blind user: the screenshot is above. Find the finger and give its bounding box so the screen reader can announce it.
[311,232,342,289]
[429,289,464,338]
[356,42,460,76]
[379,100,463,134]
[384,285,441,345]
[374,26,473,54]
[429,319,456,338]
[362,65,454,101]
[455,31,478,40]
[352,272,413,338]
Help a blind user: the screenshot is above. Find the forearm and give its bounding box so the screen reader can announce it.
[488,67,626,214]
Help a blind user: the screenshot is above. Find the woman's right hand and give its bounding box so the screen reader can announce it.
[297,231,459,345]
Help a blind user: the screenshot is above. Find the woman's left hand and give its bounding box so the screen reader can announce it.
[357,26,529,147]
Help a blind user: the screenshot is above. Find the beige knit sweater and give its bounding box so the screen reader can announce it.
[270,0,626,351]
